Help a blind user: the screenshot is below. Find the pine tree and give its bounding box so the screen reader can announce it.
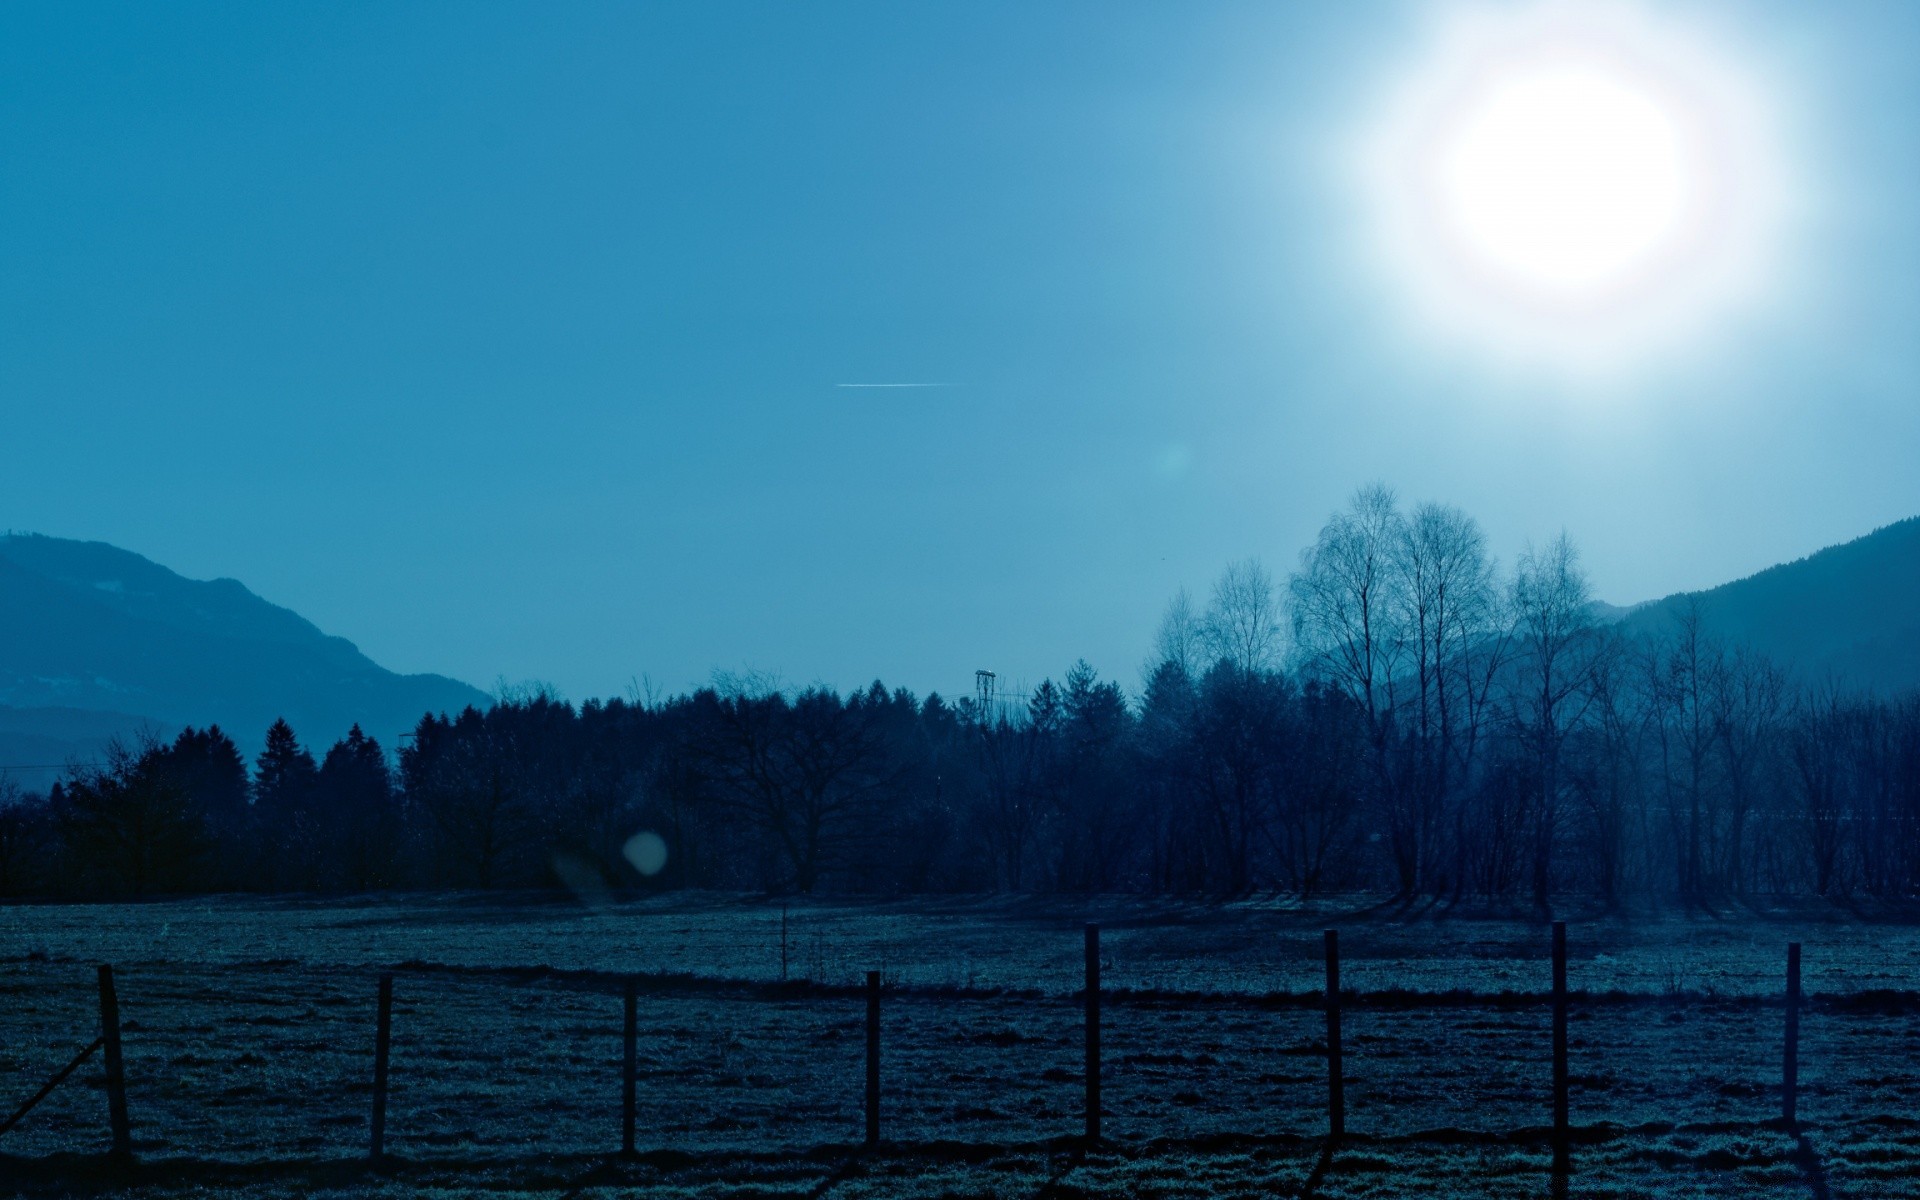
[153,726,250,885]
[254,719,320,890]
[318,725,399,889]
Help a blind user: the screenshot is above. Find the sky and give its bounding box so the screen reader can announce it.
[2,1,1917,704]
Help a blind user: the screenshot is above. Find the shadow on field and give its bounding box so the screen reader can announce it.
[4,1147,846,1198]
[0,1124,1852,1199]
[1297,1139,1336,1198]
[5,1136,1333,1199]
[1792,1131,1833,1200]
[550,1148,873,1200]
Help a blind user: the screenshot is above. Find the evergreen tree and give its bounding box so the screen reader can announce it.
[317,725,400,889]
[254,719,321,890]
[152,726,250,887]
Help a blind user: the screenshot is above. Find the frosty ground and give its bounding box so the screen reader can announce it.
[4,893,1918,1197]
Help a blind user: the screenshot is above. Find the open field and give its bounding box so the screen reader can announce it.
[5,893,1920,1197]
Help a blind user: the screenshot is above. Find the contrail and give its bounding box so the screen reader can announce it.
[835,382,958,389]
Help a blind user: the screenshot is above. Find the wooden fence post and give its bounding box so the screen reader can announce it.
[1551,922,1569,1174]
[622,977,639,1156]
[865,970,881,1145]
[1325,929,1344,1142]
[1784,943,1801,1128]
[96,964,131,1160]
[370,973,393,1162]
[1084,923,1101,1144]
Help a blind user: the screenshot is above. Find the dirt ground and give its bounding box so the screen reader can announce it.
[4,892,1916,1197]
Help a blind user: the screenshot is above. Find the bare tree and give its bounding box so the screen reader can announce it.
[52,736,210,896]
[1203,560,1284,677]
[1150,587,1208,680]
[1291,484,1411,891]
[0,775,48,896]
[1394,500,1504,896]
[1649,600,1719,900]
[1571,629,1650,905]
[1786,684,1852,896]
[1709,645,1787,895]
[1508,532,1597,910]
[1290,485,1405,719]
[694,685,901,893]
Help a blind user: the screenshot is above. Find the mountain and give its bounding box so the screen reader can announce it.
[0,534,489,787]
[1617,516,1920,695]
[0,704,163,794]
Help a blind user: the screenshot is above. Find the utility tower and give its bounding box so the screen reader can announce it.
[974,669,996,722]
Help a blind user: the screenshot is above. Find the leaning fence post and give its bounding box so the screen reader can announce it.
[1784,943,1801,1128]
[0,1034,105,1137]
[865,970,881,1145]
[370,973,393,1162]
[622,977,639,1156]
[1083,923,1101,1144]
[96,964,131,1160]
[1551,921,1569,1174]
[1325,929,1345,1142]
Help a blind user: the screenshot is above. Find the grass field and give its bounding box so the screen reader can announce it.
[4,892,1919,1197]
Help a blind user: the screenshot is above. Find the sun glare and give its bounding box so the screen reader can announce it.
[1360,2,1785,364]
[1434,59,1691,297]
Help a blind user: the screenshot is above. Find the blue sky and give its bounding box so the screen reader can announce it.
[3,1,1916,702]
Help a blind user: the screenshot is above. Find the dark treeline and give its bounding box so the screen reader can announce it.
[2,485,1916,905]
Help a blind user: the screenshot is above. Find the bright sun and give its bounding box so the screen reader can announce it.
[1362,3,1783,361]
[1431,58,1693,299]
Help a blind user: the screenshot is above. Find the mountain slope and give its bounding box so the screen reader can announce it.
[1619,517,1920,694]
[0,534,489,769]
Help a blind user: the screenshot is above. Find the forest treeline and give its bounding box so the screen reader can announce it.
[2,485,1916,905]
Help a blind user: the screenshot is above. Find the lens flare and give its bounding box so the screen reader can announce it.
[623,831,669,877]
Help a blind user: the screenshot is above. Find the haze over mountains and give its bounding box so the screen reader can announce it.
[1,518,1916,791]
[0,534,487,787]
[1615,516,1920,693]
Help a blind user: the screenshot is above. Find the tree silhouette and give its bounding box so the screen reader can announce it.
[254,718,321,890]
[54,737,209,895]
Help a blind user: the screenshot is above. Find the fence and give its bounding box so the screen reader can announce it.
[1,921,1841,1190]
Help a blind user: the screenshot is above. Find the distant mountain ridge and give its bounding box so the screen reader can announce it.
[0,534,489,785]
[3,518,1916,793]
[1617,516,1920,695]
